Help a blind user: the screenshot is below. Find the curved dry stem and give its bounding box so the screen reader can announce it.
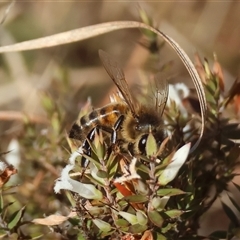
[0,21,207,152]
[0,111,49,124]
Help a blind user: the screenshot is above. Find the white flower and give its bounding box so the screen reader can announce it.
[69,147,83,165]
[0,161,6,171]
[6,139,21,168]
[54,163,103,199]
[168,83,190,116]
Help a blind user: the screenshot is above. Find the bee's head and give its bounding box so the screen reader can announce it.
[134,124,167,155]
[135,106,161,133]
[122,106,166,154]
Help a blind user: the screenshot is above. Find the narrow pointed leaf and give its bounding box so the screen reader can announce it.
[136,211,148,226]
[221,201,239,227]
[2,202,15,216]
[156,233,167,240]
[223,128,240,139]
[8,206,26,229]
[146,133,157,157]
[232,228,240,238]
[151,196,170,210]
[157,188,186,196]
[115,219,129,227]
[148,210,164,228]
[124,195,148,203]
[233,182,240,192]
[66,179,103,200]
[96,170,108,179]
[128,224,148,234]
[209,231,227,238]
[119,211,138,225]
[107,154,119,180]
[0,194,3,213]
[165,209,183,218]
[92,219,111,232]
[76,183,103,199]
[228,195,240,213]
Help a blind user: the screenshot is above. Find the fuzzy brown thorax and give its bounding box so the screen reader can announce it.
[121,105,166,154]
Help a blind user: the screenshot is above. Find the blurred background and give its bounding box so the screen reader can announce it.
[0,1,240,238]
[0,1,239,116]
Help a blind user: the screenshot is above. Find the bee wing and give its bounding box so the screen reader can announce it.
[99,50,137,117]
[154,73,169,116]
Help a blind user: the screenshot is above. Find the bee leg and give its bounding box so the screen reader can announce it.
[111,115,125,144]
[81,127,99,167]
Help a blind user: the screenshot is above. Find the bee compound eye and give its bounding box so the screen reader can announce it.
[138,134,148,153]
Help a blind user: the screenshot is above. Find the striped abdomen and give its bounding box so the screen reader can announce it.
[69,103,128,141]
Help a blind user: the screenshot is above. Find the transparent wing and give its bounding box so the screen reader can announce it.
[154,73,169,116]
[98,50,137,117]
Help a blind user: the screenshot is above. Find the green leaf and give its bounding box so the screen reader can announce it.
[0,194,3,213]
[221,135,235,146]
[8,206,26,229]
[92,219,111,232]
[30,234,44,240]
[232,227,240,238]
[228,195,240,214]
[124,195,148,203]
[222,128,240,139]
[151,196,169,210]
[233,182,240,192]
[41,93,55,113]
[137,161,150,174]
[222,123,239,131]
[205,86,216,105]
[146,133,157,157]
[156,233,167,240]
[115,219,129,227]
[139,7,153,30]
[88,164,106,186]
[209,231,227,238]
[227,145,240,164]
[51,113,60,134]
[161,222,175,234]
[96,170,108,178]
[87,206,107,216]
[77,233,87,240]
[106,153,119,180]
[165,209,183,218]
[157,188,186,197]
[148,210,164,227]
[119,211,138,225]
[94,132,105,160]
[155,165,171,179]
[221,201,239,227]
[69,180,103,200]
[82,154,101,169]
[136,210,148,226]
[128,224,148,234]
[2,202,15,217]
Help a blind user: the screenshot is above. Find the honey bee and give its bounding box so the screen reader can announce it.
[69,50,168,157]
